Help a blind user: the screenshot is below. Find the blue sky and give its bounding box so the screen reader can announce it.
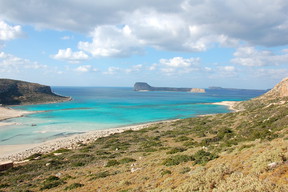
[0,0,288,89]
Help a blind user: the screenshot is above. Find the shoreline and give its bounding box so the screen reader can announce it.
[0,100,237,162]
[0,107,34,124]
[0,120,177,162]
[212,101,240,112]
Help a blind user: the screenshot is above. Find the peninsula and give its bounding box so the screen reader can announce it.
[0,79,71,105]
[134,82,205,93]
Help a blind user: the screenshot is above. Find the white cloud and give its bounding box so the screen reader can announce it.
[1,0,287,56]
[0,51,46,73]
[231,47,288,66]
[75,65,98,72]
[155,57,201,75]
[125,64,143,73]
[103,67,121,75]
[0,21,23,40]
[78,25,142,57]
[254,68,288,79]
[52,48,89,63]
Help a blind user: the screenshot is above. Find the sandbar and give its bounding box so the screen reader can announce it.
[0,107,33,125]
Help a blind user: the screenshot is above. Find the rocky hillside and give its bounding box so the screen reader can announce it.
[1,78,288,192]
[235,77,288,111]
[0,79,70,105]
[260,77,288,98]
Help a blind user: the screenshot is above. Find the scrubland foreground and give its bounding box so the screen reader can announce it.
[1,79,288,192]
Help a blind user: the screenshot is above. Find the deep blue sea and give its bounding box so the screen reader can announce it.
[0,87,267,145]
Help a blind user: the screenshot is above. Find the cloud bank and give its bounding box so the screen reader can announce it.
[1,0,288,58]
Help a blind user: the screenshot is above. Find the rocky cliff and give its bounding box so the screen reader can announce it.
[134,82,205,93]
[0,79,70,105]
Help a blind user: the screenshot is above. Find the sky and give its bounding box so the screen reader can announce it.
[0,0,288,89]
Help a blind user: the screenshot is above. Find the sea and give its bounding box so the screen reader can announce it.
[0,87,267,145]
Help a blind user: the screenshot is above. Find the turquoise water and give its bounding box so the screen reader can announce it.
[0,87,266,145]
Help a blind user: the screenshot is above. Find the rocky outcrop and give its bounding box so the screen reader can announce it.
[0,79,71,105]
[134,82,205,93]
[260,77,288,99]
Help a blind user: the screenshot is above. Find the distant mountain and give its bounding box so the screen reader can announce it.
[208,86,267,92]
[0,79,71,105]
[134,82,205,93]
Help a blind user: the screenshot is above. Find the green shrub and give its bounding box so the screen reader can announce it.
[175,136,190,142]
[163,155,193,166]
[89,171,110,180]
[166,147,187,154]
[161,169,172,176]
[119,158,136,164]
[183,140,197,148]
[40,176,65,190]
[106,160,120,167]
[64,183,84,190]
[192,150,218,165]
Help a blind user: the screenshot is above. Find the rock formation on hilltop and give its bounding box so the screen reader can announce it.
[0,79,71,105]
[260,77,288,99]
[234,77,288,111]
[134,82,205,93]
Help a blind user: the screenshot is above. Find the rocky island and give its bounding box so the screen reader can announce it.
[134,82,205,93]
[0,79,71,105]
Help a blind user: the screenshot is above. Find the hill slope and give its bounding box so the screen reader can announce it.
[1,79,288,191]
[0,79,70,105]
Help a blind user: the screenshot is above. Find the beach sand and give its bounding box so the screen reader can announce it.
[0,107,33,126]
[212,101,240,112]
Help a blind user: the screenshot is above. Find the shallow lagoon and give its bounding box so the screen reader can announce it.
[0,87,266,145]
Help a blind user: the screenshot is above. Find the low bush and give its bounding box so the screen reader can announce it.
[163,155,193,166]
[40,176,65,190]
[166,147,187,154]
[106,160,120,167]
[64,183,84,190]
[192,150,218,165]
[119,158,136,164]
[161,169,172,176]
[89,171,110,180]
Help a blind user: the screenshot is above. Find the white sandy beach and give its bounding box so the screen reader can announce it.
[212,101,240,112]
[0,101,236,162]
[0,107,33,126]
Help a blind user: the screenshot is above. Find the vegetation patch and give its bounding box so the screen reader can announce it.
[64,183,84,190]
[40,176,65,190]
[161,169,172,176]
[192,150,218,165]
[163,155,193,166]
[166,147,187,154]
[106,160,120,167]
[119,158,136,164]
